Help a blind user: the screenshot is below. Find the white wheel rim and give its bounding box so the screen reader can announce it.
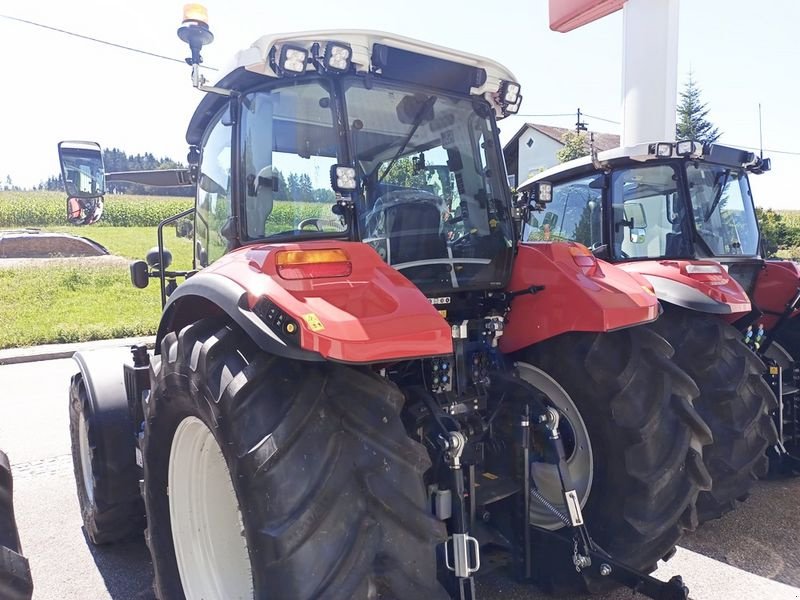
[78,416,94,505]
[516,362,594,531]
[169,416,253,600]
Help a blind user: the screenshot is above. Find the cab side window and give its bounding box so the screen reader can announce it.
[195,108,233,267]
[524,176,602,248]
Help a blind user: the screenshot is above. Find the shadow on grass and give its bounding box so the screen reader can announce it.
[81,528,155,600]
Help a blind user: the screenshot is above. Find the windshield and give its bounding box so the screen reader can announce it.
[344,80,514,293]
[686,163,759,256]
[610,164,694,259]
[240,80,346,241]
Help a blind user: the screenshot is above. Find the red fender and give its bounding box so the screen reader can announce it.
[201,241,452,363]
[752,260,800,330]
[617,260,751,322]
[499,242,660,353]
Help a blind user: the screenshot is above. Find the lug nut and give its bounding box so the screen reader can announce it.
[600,564,612,577]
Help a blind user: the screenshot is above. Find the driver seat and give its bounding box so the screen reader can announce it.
[384,202,447,265]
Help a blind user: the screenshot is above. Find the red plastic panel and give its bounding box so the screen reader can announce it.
[500,242,659,353]
[618,260,751,321]
[549,0,626,32]
[752,260,800,330]
[205,241,452,363]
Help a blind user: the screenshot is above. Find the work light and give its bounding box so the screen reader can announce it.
[506,97,522,115]
[324,42,352,72]
[500,81,521,105]
[331,165,357,191]
[655,142,672,157]
[278,44,308,75]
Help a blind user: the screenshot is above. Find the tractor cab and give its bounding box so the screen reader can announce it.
[520,141,771,316]
[182,29,520,298]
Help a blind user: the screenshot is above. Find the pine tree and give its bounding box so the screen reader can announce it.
[676,73,721,143]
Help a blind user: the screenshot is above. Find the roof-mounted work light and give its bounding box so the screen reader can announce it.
[500,81,521,105]
[324,42,352,73]
[277,44,309,76]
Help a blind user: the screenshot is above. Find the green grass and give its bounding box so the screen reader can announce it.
[0,264,162,349]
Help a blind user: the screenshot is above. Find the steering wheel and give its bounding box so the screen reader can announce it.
[298,217,325,231]
[298,217,346,232]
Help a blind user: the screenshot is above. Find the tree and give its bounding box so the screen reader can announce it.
[556,131,590,163]
[755,207,798,257]
[676,73,721,144]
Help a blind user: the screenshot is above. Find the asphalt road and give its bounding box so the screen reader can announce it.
[1,357,799,600]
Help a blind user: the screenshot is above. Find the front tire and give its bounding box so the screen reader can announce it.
[144,318,448,600]
[648,309,778,522]
[68,371,144,544]
[522,327,712,591]
[0,451,33,600]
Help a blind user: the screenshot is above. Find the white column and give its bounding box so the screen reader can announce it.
[621,0,680,146]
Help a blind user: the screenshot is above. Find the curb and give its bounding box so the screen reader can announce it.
[0,336,156,366]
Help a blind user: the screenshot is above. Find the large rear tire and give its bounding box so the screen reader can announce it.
[143,318,448,600]
[68,371,145,544]
[647,309,778,522]
[0,451,33,600]
[521,327,712,592]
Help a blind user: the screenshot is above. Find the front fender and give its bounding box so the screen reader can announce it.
[157,241,452,364]
[618,260,751,317]
[500,243,660,353]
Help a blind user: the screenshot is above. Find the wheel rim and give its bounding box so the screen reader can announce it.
[78,415,94,505]
[169,416,253,600]
[516,362,594,531]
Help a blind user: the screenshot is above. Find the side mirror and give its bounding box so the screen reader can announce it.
[58,141,106,225]
[130,261,149,289]
[623,201,647,229]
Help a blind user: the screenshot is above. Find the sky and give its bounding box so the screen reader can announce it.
[0,0,798,208]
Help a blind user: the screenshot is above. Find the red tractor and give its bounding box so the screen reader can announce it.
[519,140,794,521]
[57,12,709,599]
[0,451,32,600]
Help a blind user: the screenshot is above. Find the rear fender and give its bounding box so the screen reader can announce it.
[752,260,800,331]
[157,241,452,364]
[499,243,660,353]
[618,260,751,319]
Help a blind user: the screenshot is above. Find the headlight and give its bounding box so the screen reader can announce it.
[324,42,352,72]
[278,44,308,76]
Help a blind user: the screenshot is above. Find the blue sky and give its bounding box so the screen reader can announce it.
[0,0,797,208]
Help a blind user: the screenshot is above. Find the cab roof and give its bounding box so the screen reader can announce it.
[186,29,519,146]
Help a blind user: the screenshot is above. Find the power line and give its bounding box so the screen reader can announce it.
[0,13,217,71]
[727,144,800,157]
[582,112,621,125]
[514,113,576,118]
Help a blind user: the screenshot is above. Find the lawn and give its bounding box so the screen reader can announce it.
[1,226,195,349]
[0,263,163,349]
[0,191,199,347]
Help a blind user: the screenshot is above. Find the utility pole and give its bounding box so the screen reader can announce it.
[576,108,588,133]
